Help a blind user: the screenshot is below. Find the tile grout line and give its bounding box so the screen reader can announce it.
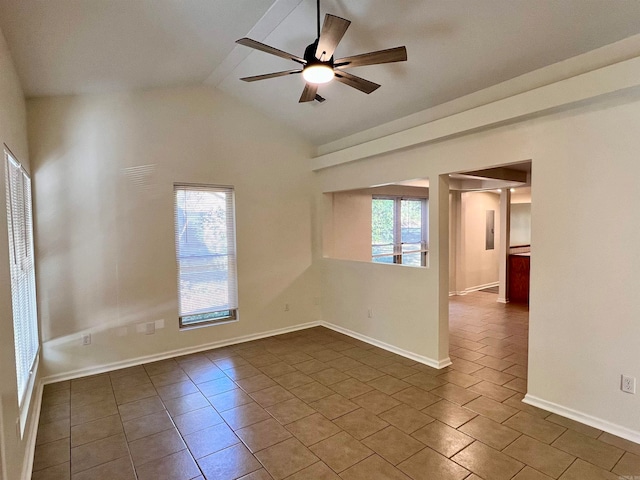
[34,296,640,480]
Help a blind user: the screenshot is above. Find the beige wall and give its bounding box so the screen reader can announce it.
[461,191,500,290]
[0,28,39,480]
[325,185,429,263]
[316,94,640,437]
[321,258,440,363]
[320,185,438,365]
[511,187,531,204]
[4,24,640,474]
[27,86,318,379]
[450,190,501,295]
[318,179,447,366]
[327,191,372,262]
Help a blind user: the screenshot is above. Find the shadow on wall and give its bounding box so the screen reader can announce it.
[40,265,320,380]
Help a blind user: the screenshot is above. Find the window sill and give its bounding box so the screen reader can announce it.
[179,317,239,331]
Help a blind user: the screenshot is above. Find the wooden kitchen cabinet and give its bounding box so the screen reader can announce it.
[509,253,530,304]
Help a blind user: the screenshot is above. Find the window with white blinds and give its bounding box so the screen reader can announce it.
[174,184,238,328]
[4,150,39,406]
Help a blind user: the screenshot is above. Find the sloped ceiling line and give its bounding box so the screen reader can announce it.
[205,0,304,86]
[4,0,640,145]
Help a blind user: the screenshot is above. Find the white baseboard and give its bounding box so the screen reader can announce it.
[450,282,499,297]
[40,317,451,385]
[320,321,451,369]
[42,321,321,385]
[523,394,640,444]
[42,319,454,385]
[31,319,452,478]
[464,282,499,294]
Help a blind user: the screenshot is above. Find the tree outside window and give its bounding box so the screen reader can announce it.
[372,196,428,266]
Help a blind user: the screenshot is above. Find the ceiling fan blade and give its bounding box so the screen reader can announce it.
[335,46,407,69]
[240,70,302,82]
[236,38,305,65]
[299,83,318,103]
[315,94,326,103]
[315,14,351,61]
[334,70,380,94]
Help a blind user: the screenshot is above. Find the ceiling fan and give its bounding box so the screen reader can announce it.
[236,0,407,103]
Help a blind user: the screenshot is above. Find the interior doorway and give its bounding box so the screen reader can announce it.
[446,161,531,401]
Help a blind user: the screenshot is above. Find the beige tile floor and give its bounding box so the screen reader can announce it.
[32,292,640,479]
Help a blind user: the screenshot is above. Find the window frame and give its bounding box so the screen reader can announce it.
[174,183,239,329]
[4,147,39,432]
[371,195,429,267]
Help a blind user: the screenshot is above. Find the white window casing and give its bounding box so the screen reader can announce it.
[174,184,238,328]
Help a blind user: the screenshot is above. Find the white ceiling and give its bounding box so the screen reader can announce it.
[2,0,640,145]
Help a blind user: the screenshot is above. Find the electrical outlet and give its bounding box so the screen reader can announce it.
[82,334,91,346]
[621,374,636,394]
[284,304,290,312]
[145,322,155,335]
[367,308,373,319]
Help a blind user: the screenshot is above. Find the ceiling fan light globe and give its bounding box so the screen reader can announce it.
[302,64,334,84]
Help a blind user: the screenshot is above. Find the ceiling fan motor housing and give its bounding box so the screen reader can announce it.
[304,39,334,68]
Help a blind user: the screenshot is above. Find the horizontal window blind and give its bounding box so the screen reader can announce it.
[5,150,39,405]
[174,184,238,326]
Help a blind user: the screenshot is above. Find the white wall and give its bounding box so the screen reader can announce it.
[0,27,40,480]
[27,86,318,379]
[316,93,640,438]
[510,203,531,246]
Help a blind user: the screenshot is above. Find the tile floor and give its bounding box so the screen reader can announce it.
[32,292,640,479]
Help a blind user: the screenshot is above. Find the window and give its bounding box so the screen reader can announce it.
[4,149,39,406]
[174,184,238,328]
[372,196,428,266]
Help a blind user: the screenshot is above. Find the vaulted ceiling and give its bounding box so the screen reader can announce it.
[2,0,640,145]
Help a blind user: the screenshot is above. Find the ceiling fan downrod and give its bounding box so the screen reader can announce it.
[317,0,321,40]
